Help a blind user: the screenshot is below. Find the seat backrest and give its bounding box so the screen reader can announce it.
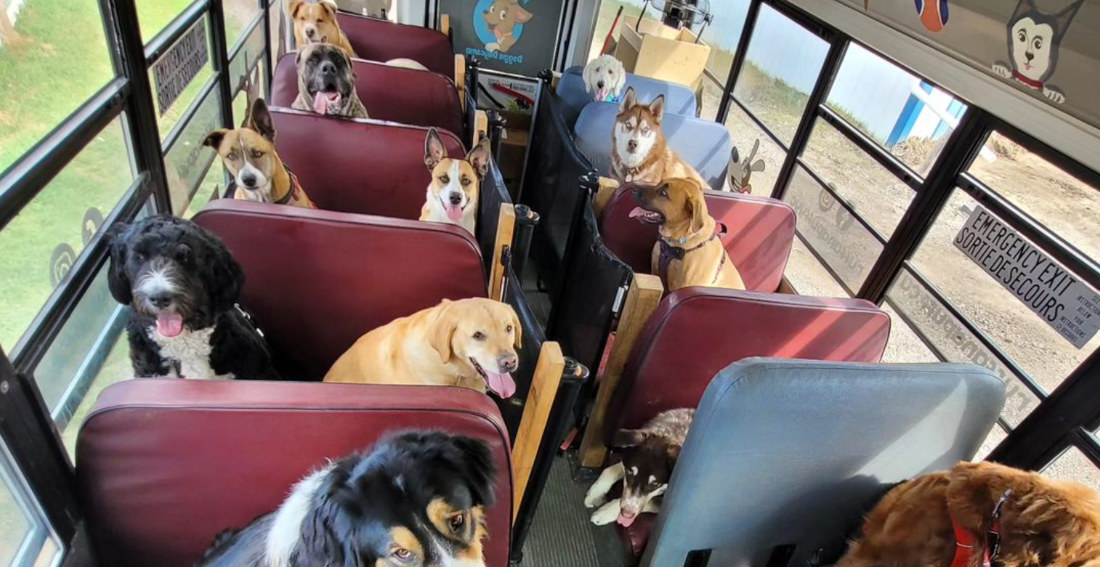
[192,201,485,379]
[599,185,796,292]
[605,288,891,434]
[556,66,698,128]
[574,103,731,190]
[642,358,1006,567]
[269,107,464,219]
[337,11,454,77]
[76,380,513,567]
[271,53,464,138]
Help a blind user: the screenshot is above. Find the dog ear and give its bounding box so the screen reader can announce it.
[1051,0,1083,40]
[1009,0,1037,24]
[288,0,305,18]
[202,129,228,149]
[248,99,277,142]
[298,467,361,567]
[506,304,523,349]
[649,94,665,123]
[429,299,456,362]
[450,435,497,507]
[512,4,533,23]
[319,0,338,17]
[612,62,627,95]
[582,60,596,94]
[106,222,133,305]
[200,230,245,313]
[611,429,647,448]
[466,137,492,178]
[424,127,448,170]
[666,443,682,462]
[682,179,707,234]
[619,87,636,112]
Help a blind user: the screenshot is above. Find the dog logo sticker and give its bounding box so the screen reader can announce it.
[992,0,1083,104]
[477,0,533,53]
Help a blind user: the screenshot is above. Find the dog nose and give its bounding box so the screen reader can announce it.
[305,27,315,37]
[627,140,638,151]
[449,193,462,205]
[1025,51,1034,62]
[320,61,336,75]
[597,80,605,89]
[498,354,518,372]
[149,294,172,309]
[241,174,257,187]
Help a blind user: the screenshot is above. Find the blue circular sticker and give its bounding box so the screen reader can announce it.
[474,0,527,45]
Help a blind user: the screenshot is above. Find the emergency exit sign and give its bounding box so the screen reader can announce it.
[152,20,209,116]
[954,205,1100,348]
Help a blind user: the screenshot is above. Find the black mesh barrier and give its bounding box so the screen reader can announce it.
[518,80,597,305]
[498,261,548,438]
[476,160,513,279]
[548,203,633,377]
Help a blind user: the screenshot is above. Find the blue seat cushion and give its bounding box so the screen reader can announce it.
[556,66,698,129]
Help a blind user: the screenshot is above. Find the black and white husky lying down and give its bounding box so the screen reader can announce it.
[197,431,496,567]
[585,408,694,527]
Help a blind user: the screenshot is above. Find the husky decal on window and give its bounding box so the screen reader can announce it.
[992,0,1083,104]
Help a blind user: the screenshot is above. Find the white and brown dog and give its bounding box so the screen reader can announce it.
[419,128,492,236]
[203,99,316,208]
[611,87,708,188]
[585,408,694,527]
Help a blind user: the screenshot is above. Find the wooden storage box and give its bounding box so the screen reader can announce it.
[615,19,711,88]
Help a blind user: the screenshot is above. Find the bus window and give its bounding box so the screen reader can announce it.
[826,42,965,176]
[0,438,61,567]
[722,98,784,196]
[1043,445,1100,491]
[968,131,1100,264]
[0,0,114,175]
[802,118,914,238]
[731,3,828,146]
[783,165,884,293]
[164,87,223,215]
[700,0,749,85]
[0,116,134,351]
[150,20,215,140]
[223,0,261,44]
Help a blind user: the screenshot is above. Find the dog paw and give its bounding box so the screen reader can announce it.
[584,489,605,509]
[590,504,619,525]
[1043,87,1065,104]
[992,63,1011,78]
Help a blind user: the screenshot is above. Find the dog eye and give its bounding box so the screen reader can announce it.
[449,513,465,533]
[506,325,512,333]
[440,174,450,183]
[624,123,634,131]
[250,149,263,159]
[1017,30,1026,42]
[473,331,486,341]
[133,252,145,263]
[392,548,414,562]
[659,188,669,197]
[1032,38,1043,50]
[460,177,471,186]
[226,152,239,160]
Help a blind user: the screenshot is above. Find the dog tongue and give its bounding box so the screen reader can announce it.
[628,207,648,220]
[485,370,517,399]
[312,91,341,114]
[617,513,637,527]
[446,204,464,222]
[156,312,184,337]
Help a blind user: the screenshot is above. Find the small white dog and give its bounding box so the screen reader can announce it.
[583,54,626,103]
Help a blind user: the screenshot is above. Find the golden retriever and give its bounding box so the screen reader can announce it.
[837,461,1100,567]
[630,178,745,292]
[324,298,521,398]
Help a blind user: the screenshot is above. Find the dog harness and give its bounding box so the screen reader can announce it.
[274,166,316,208]
[948,489,1011,567]
[1011,71,1043,90]
[657,222,727,285]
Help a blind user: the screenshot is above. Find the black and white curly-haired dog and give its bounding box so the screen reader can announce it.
[197,430,497,567]
[107,215,279,380]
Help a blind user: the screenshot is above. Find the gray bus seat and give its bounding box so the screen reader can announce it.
[639,358,1006,567]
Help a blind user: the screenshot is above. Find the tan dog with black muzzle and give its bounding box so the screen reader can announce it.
[203,99,316,208]
[630,178,745,292]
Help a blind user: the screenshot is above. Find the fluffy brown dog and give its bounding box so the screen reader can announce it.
[837,461,1100,567]
[324,298,521,399]
[630,178,745,291]
[289,0,357,57]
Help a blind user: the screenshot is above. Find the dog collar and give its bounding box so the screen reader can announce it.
[948,488,1011,567]
[656,223,727,285]
[1011,71,1043,90]
[274,165,316,208]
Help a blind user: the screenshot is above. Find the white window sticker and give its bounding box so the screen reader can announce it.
[954,205,1100,349]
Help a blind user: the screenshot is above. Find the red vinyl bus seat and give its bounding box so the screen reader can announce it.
[192,200,485,380]
[270,53,464,138]
[336,11,454,77]
[75,381,512,567]
[266,107,464,220]
[602,288,891,557]
[599,184,796,293]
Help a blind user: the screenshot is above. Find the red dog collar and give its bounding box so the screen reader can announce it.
[1011,71,1043,90]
